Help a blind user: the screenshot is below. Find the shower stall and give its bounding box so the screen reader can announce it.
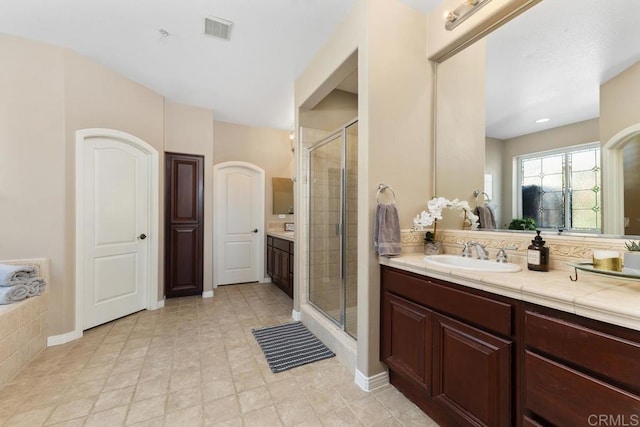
[308,119,358,338]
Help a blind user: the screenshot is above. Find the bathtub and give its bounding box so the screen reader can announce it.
[0,258,49,388]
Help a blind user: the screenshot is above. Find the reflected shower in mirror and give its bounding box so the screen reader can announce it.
[272,177,293,214]
[435,0,640,237]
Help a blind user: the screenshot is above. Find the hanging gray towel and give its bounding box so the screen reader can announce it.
[374,203,402,256]
[474,205,497,230]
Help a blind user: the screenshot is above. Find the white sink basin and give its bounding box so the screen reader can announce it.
[424,255,521,273]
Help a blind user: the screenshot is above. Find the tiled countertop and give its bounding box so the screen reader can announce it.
[380,254,640,332]
[267,231,294,242]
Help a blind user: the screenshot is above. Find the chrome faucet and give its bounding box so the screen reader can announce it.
[467,241,489,260]
[495,246,518,263]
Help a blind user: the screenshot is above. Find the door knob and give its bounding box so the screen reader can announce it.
[252,229,258,233]
[138,233,147,240]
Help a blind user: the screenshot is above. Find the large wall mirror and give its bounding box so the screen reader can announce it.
[272,177,294,214]
[435,0,640,238]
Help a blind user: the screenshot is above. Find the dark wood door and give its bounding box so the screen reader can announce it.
[165,153,204,298]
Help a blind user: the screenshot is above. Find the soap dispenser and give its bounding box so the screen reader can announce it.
[527,230,549,272]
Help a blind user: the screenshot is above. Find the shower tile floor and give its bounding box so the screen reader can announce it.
[0,283,437,426]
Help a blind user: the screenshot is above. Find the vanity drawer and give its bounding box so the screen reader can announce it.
[273,237,290,252]
[381,267,512,337]
[525,351,640,426]
[525,311,640,392]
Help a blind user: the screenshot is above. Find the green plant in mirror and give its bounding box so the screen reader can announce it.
[625,241,640,251]
[508,218,536,231]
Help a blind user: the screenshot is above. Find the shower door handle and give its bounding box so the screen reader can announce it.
[335,224,342,236]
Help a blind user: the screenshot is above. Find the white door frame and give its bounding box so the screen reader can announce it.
[602,123,640,234]
[74,128,159,341]
[213,161,265,288]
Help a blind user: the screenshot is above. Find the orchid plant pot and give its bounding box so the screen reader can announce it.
[424,240,442,255]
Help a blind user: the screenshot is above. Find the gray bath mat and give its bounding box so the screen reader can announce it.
[252,321,335,373]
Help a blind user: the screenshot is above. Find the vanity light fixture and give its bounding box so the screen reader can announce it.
[445,0,492,31]
[536,117,550,123]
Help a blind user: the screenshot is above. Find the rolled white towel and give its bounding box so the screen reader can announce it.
[0,284,30,304]
[26,277,46,297]
[0,264,36,287]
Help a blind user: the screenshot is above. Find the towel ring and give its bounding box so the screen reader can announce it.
[473,189,491,203]
[377,183,396,204]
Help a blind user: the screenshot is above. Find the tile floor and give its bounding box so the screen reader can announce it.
[0,283,437,426]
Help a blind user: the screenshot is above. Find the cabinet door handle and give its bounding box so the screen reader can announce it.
[252,229,258,233]
[138,233,147,240]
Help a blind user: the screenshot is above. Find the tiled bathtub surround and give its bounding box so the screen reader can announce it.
[0,259,49,388]
[0,292,48,388]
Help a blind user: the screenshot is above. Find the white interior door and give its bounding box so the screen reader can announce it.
[215,163,264,285]
[82,137,149,329]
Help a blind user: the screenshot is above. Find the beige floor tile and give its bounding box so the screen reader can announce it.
[202,395,241,425]
[134,377,170,401]
[164,404,204,426]
[166,385,202,413]
[92,385,135,413]
[204,416,243,427]
[238,385,273,413]
[45,397,95,425]
[0,286,438,427]
[84,405,128,427]
[232,369,265,393]
[125,395,167,425]
[47,417,86,426]
[201,379,235,402]
[275,399,317,427]
[242,405,283,427]
[5,406,53,427]
[349,397,393,427]
[319,406,362,427]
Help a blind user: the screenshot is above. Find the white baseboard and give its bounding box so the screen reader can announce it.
[292,309,301,321]
[202,290,214,298]
[47,330,82,347]
[149,299,165,310]
[354,368,389,392]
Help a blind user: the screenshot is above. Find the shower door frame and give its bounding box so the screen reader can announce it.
[307,118,358,337]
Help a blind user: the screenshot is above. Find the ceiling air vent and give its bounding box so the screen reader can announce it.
[204,16,232,41]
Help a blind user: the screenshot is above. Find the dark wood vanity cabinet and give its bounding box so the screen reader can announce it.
[381,265,640,427]
[267,236,293,298]
[522,307,640,426]
[381,266,514,427]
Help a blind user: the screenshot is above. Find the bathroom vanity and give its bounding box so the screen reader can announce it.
[380,257,640,427]
[266,232,294,298]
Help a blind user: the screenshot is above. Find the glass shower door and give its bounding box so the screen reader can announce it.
[344,121,358,338]
[309,132,344,325]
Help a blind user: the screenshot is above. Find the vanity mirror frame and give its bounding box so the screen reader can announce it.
[432,0,640,239]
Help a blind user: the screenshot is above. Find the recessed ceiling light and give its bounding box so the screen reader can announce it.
[536,118,550,123]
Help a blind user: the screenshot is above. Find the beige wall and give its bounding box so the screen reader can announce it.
[300,89,358,132]
[0,36,67,335]
[485,137,504,226]
[500,118,599,224]
[164,102,215,293]
[212,120,294,227]
[623,138,640,235]
[435,39,486,231]
[295,0,431,378]
[1,33,293,337]
[601,61,640,145]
